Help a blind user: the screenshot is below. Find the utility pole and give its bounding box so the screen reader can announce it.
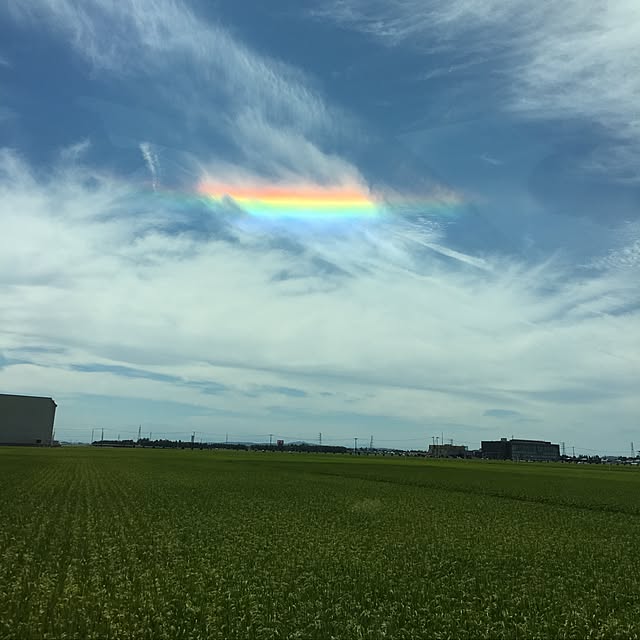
[101,427,104,442]
[354,437,358,454]
[319,432,322,446]
[561,441,566,457]
[632,442,635,457]
[149,431,152,441]
[190,432,195,450]
[225,432,228,444]
[572,446,575,458]
[269,433,273,446]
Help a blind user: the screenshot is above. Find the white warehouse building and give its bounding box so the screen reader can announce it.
[0,393,57,446]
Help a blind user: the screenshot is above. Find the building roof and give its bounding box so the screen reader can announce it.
[0,393,56,405]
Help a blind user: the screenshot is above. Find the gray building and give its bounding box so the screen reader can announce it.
[481,437,560,462]
[428,444,468,458]
[0,393,57,446]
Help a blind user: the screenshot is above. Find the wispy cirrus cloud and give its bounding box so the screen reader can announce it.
[3,0,465,211]
[8,0,358,184]
[312,0,640,182]
[590,222,640,271]
[9,0,329,125]
[139,142,159,191]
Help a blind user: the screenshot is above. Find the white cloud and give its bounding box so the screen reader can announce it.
[60,138,91,161]
[1,149,638,448]
[229,110,362,186]
[139,142,159,191]
[590,221,640,271]
[480,153,503,167]
[8,0,354,183]
[313,0,640,182]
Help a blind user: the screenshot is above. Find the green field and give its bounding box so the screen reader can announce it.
[1,448,639,639]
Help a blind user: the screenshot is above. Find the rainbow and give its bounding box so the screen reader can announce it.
[198,182,380,220]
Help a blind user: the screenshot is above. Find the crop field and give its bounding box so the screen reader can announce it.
[1,448,639,639]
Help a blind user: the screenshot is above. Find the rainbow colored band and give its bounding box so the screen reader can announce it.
[198,183,380,219]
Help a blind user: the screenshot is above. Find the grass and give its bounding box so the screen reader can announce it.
[1,447,639,639]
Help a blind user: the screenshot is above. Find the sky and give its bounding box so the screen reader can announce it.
[0,0,638,453]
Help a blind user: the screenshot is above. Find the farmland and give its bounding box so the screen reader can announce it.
[1,448,639,639]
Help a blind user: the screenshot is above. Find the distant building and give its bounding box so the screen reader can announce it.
[510,439,560,462]
[481,437,560,462]
[481,438,510,460]
[0,393,57,446]
[428,444,468,458]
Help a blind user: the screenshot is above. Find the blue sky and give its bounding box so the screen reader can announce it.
[1,0,638,453]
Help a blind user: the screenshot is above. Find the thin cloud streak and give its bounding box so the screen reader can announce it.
[140,142,159,191]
